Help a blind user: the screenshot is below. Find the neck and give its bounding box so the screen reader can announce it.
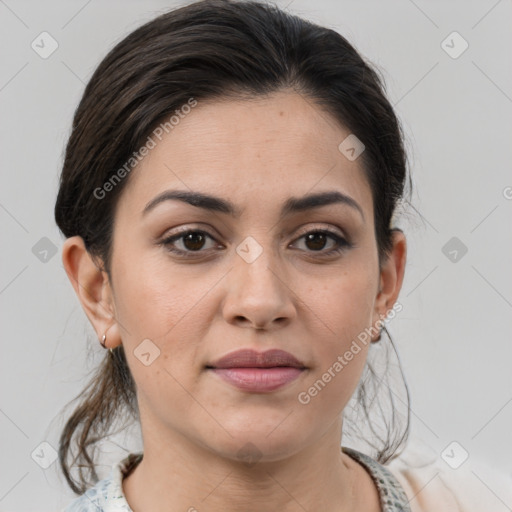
[122,416,376,512]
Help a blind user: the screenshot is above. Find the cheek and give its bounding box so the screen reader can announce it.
[112,246,214,341]
[298,265,376,405]
[311,263,376,347]
[110,249,218,399]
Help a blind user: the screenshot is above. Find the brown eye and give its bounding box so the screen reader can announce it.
[181,232,207,251]
[291,229,351,256]
[161,229,220,257]
[304,232,329,251]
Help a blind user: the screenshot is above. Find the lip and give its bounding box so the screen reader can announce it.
[206,349,307,393]
[208,348,306,369]
[209,367,305,392]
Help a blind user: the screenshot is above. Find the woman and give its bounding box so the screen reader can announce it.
[55,1,504,510]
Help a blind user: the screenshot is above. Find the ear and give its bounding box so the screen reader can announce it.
[371,229,407,339]
[61,236,122,350]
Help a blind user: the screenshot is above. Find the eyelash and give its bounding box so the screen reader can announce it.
[159,227,352,259]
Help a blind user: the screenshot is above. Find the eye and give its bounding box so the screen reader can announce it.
[159,227,352,259]
[290,229,351,256]
[160,229,221,257]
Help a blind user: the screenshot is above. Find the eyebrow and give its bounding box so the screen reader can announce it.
[142,189,365,221]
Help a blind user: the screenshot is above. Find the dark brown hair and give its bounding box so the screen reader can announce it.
[55,0,411,495]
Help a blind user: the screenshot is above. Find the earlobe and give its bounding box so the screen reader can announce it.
[61,236,120,348]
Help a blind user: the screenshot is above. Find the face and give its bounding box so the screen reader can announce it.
[73,90,405,464]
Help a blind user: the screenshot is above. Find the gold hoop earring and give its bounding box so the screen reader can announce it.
[100,332,114,354]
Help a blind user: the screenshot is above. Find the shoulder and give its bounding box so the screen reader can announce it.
[344,446,412,511]
[62,476,112,511]
[385,442,512,512]
[62,453,142,512]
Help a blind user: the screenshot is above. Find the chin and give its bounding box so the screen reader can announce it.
[204,427,309,465]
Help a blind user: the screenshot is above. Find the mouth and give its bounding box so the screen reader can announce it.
[205,348,307,393]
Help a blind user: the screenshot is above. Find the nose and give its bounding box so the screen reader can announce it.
[222,240,296,331]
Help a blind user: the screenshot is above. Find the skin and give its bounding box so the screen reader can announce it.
[62,90,406,511]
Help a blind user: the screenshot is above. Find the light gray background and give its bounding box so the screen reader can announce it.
[1,0,511,510]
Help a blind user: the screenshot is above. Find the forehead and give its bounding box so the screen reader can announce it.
[117,91,373,221]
